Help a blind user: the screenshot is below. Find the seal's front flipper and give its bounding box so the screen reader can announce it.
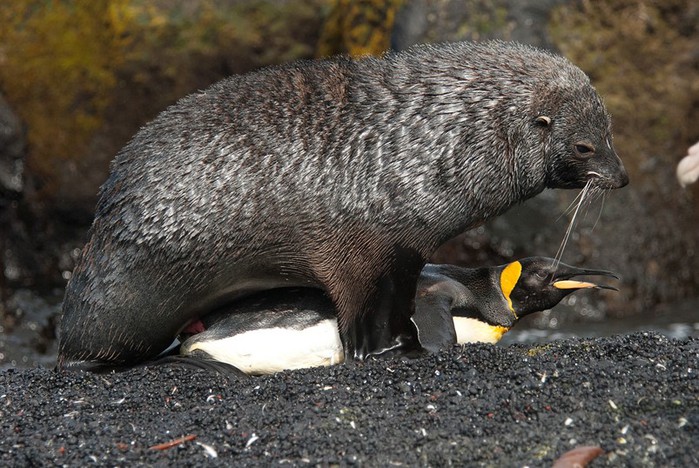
[344,267,424,361]
[345,311,422,361]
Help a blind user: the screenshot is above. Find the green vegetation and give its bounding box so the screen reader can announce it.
[317,0,403,57]
[0,2,128,193]
[0,1,326,197]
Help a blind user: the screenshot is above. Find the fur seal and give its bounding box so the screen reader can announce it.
[57,40,628,369]
[179,257,619,374]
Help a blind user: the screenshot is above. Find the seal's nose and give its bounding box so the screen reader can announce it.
[613,155,630,188]
[600,145,629,189]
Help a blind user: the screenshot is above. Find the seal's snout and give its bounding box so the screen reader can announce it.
[608,153,630,188]
[586,149,629,189]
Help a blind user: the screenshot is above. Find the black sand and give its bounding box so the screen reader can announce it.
[1,332,696,466]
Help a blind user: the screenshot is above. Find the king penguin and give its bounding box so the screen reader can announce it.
[179,257,618,374]
[412,257,618,352]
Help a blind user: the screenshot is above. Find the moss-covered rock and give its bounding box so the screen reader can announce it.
[0,0,327,211]
[316,0,404,57]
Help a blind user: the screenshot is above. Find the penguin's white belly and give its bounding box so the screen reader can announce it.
[184,319,344,375]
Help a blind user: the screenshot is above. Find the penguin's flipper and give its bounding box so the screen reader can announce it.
[146,353,250,378]
[411,295,458,354]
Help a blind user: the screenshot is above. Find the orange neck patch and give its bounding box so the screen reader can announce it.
[500,260,522,317]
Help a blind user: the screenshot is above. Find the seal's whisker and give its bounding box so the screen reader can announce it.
[552,180,593,274]
[590,188,608,233]
[579,185,603,222]
[558,188,588,220]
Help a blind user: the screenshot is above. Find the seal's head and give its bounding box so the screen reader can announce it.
[532,62,629,191]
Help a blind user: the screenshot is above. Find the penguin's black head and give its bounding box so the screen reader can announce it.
[504,257,619,318]
[538,82,629,190]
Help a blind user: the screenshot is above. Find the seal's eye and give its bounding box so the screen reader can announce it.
[574,142,595,158]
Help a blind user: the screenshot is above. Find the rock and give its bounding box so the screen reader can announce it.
[0,92,24,202]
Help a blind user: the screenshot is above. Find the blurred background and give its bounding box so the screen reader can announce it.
[0,0,697,368]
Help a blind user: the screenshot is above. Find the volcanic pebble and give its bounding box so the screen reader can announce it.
[0,332,696,466]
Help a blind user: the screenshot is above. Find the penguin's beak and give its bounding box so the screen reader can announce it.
[551,268,619,291]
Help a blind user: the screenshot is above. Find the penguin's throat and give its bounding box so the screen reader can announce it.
[453,317,510,344]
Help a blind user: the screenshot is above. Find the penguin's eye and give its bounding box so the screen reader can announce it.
[573,143,595,158]
[535,272,547,280]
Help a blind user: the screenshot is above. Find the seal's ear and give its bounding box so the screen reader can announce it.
[535,115,552,127]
